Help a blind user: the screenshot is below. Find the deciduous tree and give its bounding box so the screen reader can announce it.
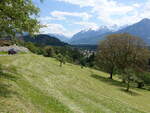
[56,54,66,67]
[97,33,150,91]
[0,0,41,38]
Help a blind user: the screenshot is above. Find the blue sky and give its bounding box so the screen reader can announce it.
[33,0,150,37]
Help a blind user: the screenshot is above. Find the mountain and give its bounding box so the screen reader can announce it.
[23,34,68,46]
[69,26,111,45]
[116,18,150,44]
[48,33,70,42]
[70,18,150,45]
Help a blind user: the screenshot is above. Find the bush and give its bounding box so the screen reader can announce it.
[44,46,56,57]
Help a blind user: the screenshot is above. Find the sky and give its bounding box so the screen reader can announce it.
[33,0,150,37]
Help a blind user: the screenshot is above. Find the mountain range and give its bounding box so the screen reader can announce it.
[69,26,111,45]
[68,18,150,45]
[30,18,150,46]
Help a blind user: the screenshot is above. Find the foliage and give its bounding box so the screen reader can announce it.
[23,34,68,46]
[56,53,66,67]
[44,46,56,57]
[96,36,118,79]
[0,0,41,38]
[97,33,150,91]
[79,57,87,68]
[138,72,150,85]
[23,42,44,55]
[86,52,96,67]
[53,46,85,64]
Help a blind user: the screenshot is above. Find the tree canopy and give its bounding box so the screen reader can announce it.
[0,0,41,38]
[97,33,150,91]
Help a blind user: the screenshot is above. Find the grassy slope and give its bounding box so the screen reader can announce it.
[0,54,150,113]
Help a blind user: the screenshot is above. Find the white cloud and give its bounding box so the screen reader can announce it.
[51,11,92,21]
[75,21,98,30]
[109,0,150,26]
[139,1,150,18]
[57,0,150,26]
[57,0,94,7]
[40,23,77,37]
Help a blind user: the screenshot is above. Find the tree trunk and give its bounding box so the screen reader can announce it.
[137,82,144,88]
[122,79,126,83]
[60,62,62,67]
[109,72,113,79]
[126,80,130,92]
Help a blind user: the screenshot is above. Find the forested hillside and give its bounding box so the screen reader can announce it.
[23,34,68,46]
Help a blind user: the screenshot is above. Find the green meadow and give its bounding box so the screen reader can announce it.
[0,54,150,113]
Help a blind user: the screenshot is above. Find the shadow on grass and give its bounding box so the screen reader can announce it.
[135,85,150,92]
[0,72,18,82]
[0,65,19,81]
[91,74,141,96]
[91,74,124,87]
[0,66,19,98]
[0,83,18,98]
[145,86,150,91]
[119,88,140,96]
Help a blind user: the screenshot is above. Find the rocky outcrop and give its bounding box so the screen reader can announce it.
[0,44,29,53]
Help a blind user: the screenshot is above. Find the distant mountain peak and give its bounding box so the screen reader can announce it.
[141,18,150,22]
[69,18,150,45]
[135,18,150,25]
[101,26,108,29]
[69,26,111,45]
[81,28,97,32]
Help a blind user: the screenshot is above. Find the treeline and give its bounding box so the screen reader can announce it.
[23,34,68,46]
[5,38,95,67]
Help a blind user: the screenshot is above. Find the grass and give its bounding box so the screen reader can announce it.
[0,51,8,55]
[0,51,28,55]
[0,54,150,113]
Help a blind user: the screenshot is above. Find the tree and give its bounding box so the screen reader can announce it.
[97,33,150,91]
[56,54,66,67]
[0,0,43,81]
[112,34,149,91]
[44,46,55,57]
[0,0,41,38]
[96,35,119,79]
[79,57,87,68]
[86,52,95,67]
[139,72,150,87]
[25,42,38,53]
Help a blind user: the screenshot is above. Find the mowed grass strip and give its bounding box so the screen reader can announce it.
[0,54,150,113]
